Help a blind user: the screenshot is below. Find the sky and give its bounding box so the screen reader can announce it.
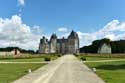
[0,0,125,50]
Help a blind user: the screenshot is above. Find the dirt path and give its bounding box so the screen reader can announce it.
[13,55,105,83]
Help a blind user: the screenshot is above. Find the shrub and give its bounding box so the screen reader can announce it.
[80,57,86,61]
[73,53,79,56]
[44,57,51,61]
[57,54,62,57]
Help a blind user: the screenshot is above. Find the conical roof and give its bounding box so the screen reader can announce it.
[50,33,57,40]
[40,36,48,44]
[68,30,78,39]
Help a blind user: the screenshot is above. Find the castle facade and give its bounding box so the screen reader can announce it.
[39,30,79,54]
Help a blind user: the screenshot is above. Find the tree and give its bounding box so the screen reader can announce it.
[80,38,111,53]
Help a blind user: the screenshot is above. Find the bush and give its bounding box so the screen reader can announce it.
[57,54,62,57]
[73,53,79,56]
[80,57,86,61]
[44,57,51,61]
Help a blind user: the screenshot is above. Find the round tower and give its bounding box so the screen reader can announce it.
[39,36,49,53]
[68,30,79,54]
[50,33,57,53]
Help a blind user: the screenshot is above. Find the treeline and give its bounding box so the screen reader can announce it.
[80,38,125,53]
[0,47,35,54]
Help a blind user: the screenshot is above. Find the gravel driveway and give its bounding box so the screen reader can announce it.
[13,54,105,83]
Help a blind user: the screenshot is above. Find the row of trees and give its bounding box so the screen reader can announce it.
[0,47,35,54]
[80,38,125,53]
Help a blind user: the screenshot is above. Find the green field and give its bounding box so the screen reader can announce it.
[0,58,44,62]
[0,63,45,83]
[0,54,60,83]
[1,54,125,83]
[77,54,125,61]
[84,57,124,61]
[85,61,125,83]
[76,54,125,83]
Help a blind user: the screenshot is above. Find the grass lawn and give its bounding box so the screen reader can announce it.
[85,61,125,83]
[85,57,124,61]
[76,54,125,61]
[0,58,45,62]
[0,54,60,83]
[0,63,46,83]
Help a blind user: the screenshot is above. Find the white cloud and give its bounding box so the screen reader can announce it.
[32,25,42,35]
[76,20,125,47]
[17,0,25,17]
[18,0,25,6]
[96,20,125,36]
[58,27,68,32]
[77,31,97,47]
[104,34,116,40]
[1,16,125,50]
[0,15,42,50]
[93,20,125,40]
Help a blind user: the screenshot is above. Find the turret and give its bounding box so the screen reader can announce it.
[50,33,57,40]
[39,36,49,53]
[68,30,79,39]
[49,33,57,53]
[40,36,48,44]
[68,30,79,54]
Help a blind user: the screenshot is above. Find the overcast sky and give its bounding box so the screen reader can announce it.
[0,0,125,50]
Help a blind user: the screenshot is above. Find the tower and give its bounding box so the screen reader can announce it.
[49,33,57,53]
[39,36,49,53]
[68,30,79,54]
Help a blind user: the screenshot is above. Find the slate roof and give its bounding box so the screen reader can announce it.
[68,30,79,39]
